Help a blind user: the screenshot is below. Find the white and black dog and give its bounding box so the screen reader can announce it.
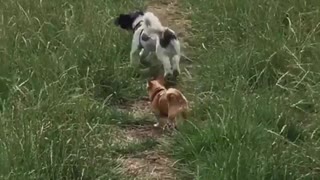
[114,11,181,81]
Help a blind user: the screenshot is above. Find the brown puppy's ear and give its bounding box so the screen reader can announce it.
[155,74,165,86]
[147,80,153,88]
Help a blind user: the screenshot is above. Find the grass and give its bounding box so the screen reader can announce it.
[169,0,320,179]
[1,0,320,179]
[0,0,148,179]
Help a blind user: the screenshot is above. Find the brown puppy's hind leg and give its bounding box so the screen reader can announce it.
[168,110,177,130]
[154,114,168,130]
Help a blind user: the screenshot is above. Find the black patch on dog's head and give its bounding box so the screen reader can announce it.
[114,11,144,31]
[160,29,177,48]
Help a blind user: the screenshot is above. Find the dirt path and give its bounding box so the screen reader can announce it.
[117,1,192,179]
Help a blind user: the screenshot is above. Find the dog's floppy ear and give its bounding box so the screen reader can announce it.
[116,14,133,29]
[119,14,128,18]
[114,14,126,25]
[156,74,166,86]
[147,80,153,88]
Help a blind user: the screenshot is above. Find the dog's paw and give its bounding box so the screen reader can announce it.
[139,67,151,77]
[164,73,178,86]
[173,69,180,78]
[162,124,169,131]
[168,122,177,130]
[164,73,174,81]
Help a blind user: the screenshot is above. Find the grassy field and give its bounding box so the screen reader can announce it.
[170,0,320,179]
[0,0,147,179]
[1,0,320,179]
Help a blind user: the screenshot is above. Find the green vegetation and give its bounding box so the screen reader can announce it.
[170,0,320,179]
[1,0,320,179]
[0,0,146,179]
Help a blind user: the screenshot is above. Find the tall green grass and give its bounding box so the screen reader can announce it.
[171,0,320,179]
[2,0,320,179]
[0,0,146,179]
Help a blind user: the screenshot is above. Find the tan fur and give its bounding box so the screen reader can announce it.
[147,76,188,129]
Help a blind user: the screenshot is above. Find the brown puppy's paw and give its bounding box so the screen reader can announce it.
[161,123,169,131]
[167,121,177,130]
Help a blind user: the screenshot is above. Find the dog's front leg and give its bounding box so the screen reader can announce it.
[130,41,141,67]
[171,54,181,78]
[139,49,152,66]
[139,49,148,59]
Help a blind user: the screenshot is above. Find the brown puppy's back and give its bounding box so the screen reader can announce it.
[147,78,189,128]
[166,88,188,122]
[151,90,169,116]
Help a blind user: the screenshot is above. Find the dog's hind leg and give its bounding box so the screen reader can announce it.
[154,114,167,129]
[168,115,177,130]
[172,54,181,78]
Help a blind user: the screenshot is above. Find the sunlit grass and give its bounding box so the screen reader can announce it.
[170,0,320,179]
[0,0,145,179]
[1,0,320,179]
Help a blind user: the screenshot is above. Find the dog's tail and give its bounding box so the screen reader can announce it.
[166,89,189,120]
[143,12,165,35]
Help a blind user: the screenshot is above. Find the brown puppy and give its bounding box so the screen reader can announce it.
[147,76,189,129]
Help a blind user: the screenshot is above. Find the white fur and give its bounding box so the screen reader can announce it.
[142,12,165,34]
[129,12,181,79]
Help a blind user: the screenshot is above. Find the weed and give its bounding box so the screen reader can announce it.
[0,0,145,179]
[170,0,320,179]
